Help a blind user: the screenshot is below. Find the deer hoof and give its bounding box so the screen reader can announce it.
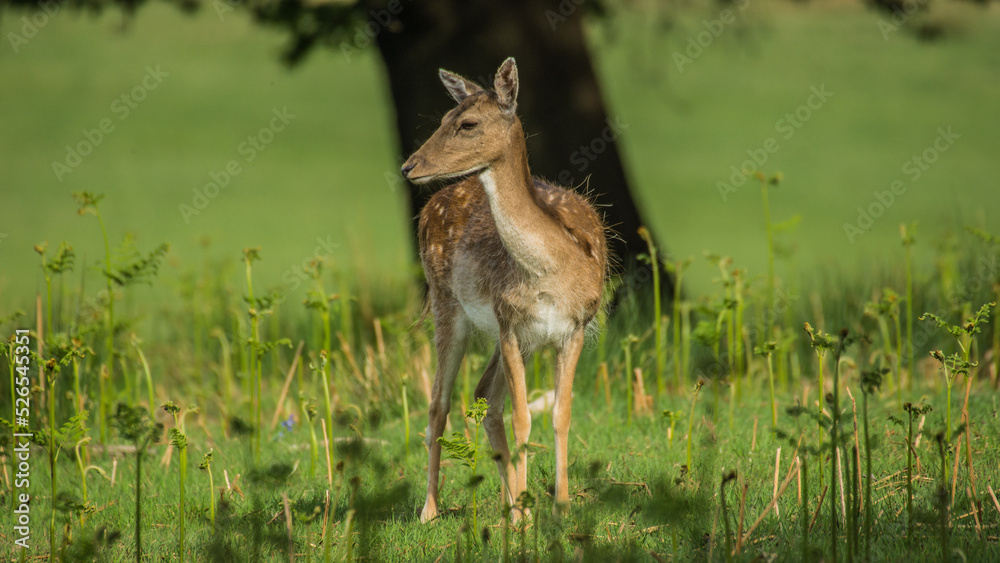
[420,500,439,524]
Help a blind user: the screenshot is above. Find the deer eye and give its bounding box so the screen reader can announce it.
[458,121,478,131]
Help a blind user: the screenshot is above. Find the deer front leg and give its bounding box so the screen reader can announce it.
[422,311,468,523]
[474,347,517,511]
[552,328,585,515]
[498,329,531,520]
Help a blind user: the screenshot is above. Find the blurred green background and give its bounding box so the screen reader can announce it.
[2,1,998,311]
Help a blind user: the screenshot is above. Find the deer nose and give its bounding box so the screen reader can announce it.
[400,161,417,179]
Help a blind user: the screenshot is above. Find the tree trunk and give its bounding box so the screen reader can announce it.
[372,0,674,300]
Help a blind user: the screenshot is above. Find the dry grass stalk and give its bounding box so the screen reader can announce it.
[988,485,1000,519]
[837,448,846,524]
[282,492,294,563]
[950,432,963,508]
[736,480,748,554]
[845,387,863,504]
[321,488,331,557]
[421,341,432,370]
[606,480,653,497]
[809,485,829,532]
[270,340,304,431]
[961,370,977,487]
[702,415,717,443]
[321,419,333,488]
[968,486,983,539]
[634,368,653,416]
[373,317,388,371]
[739,457,800,551]
[797,456,802,504]
[773,447,782,519]
[961,409,980,531]
[600,362,612,409]
[431,542,455,563]
[914,413,926,448]
[365,345,379,390]
[419,365,432,405]
[338,334,363,381]
[160,442,174,467]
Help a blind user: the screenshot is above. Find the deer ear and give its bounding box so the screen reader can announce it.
[439,69,484,104]
[494,57,518,113]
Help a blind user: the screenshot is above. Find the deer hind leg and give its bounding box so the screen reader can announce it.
[552,328,585,515]
[498,329,531,521]
[474,346,518,515]
[421,300,468,524]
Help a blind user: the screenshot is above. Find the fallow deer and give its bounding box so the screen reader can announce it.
[401,58,608,523]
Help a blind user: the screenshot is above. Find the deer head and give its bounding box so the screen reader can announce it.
[401,58,520,184]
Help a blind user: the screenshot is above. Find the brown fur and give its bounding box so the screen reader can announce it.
[419,176,606,321]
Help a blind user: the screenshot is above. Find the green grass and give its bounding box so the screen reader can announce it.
[6,355,1000,561]
[2,2,1000,562]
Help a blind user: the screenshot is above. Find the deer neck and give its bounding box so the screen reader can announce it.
[478,121,561,277]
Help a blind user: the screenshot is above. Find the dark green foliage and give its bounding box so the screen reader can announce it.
[111,403,162,563]
[58,526,121,563]
[105,240,170,288]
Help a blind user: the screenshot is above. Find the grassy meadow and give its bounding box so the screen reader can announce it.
[2,1,1000,561]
